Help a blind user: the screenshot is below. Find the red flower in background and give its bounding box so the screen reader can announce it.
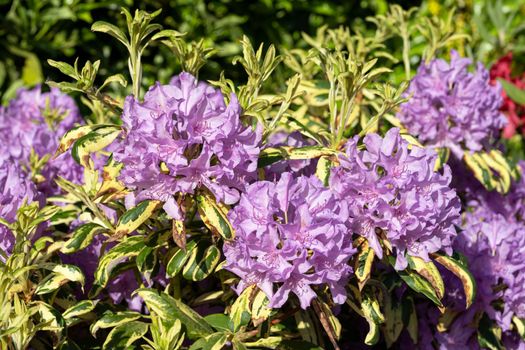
[490,52,525,138]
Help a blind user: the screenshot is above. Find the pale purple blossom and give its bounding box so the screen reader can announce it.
[397,51,505,157]
[330,128,461,270]
[113,72,262,220]
[0,86,83,195]
[223,173,355,309]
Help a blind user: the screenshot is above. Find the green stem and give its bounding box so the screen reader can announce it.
[129,53,142,100]
[402,30,411,80]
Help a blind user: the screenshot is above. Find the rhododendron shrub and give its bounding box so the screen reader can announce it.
[0,5,524,350]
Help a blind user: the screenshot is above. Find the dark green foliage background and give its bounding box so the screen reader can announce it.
[0,0,421,101]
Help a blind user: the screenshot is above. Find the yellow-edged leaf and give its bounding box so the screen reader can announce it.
[196,192,234,240]
[112,200,161,240]
[406,255,445,300]
[431,252,477,308]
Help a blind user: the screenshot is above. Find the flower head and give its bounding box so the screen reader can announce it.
[113,72,262,219]
[0,86,83,195]
[457,204,525,331]
[398,51,505,156]
[330,128,461,270]
[223,173,355,309]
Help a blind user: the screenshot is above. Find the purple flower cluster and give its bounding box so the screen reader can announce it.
[397,51,505,156]
[223,173,355,309]
[402,184,525,349]
[0,163,40,256]
[456,204,525,329]
[113,72,262,219]
[330,128,461,270]
[0,86,83,195]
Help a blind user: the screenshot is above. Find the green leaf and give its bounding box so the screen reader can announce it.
[113,200,161,239]
[499,78,525,105]
[33,301,66,338]
[232,339,249,350]
[243,336,283,349]
[402,297,418,344]
[22,54,43,86]
[294,309,318,344]
[150,29,185,41]
[463,150,520,194]
[136,288,214,339]
[91,21,129,48]
[434,147,450,171]
[182,242,221,281]
[383,298,403,347]
[71,126,122,169]
[356,287,384,346]
[196,192,234,240]
[315,156,331,186]
[230,285,254,332]
[258,146,335,167]
[477,313,504,350]
[391,256,442,307]
[251,290,272,326]
[63,300,97,326]
[36,264,85,295]
[166,240,198,276]
[96,154,127,200]
[512,316,525,340]
[317,300,342,340]
[55,124,107,156]
[354,237,375,290]
[92,236,144,294]
[48,59,78,80]
[203,314,233,332]
[102,321,148,350]
[98,74,128,92]
[91,311,143,337]
[136,246,156,279]
[364,319,380,346]
[58,340,82,350]
[188,332,228,350]
[61,223,106,254]
[406,255,445,299]
[431,252,477,309]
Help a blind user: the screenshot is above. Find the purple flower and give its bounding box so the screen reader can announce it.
[330,128,461,270]
[397,51,505,157]
[457,205,525,331]
[113,72,262,219]
[0,86,83,195]
[264,131,317,181]
[407,196,525,348]
[0,163,40,257]
[223,173,355,309]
